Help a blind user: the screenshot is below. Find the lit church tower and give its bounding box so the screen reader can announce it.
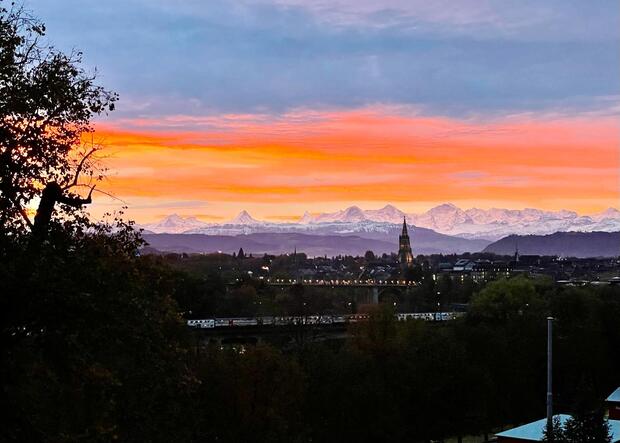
[398,217,414,270]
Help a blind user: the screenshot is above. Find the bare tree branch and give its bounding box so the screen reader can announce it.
[63,144,98,190]
[73,183,126,204]
[58,184,95,207]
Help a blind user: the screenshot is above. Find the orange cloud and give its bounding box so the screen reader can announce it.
[88,107,620,221]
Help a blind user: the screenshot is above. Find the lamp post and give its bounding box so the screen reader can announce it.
[546,316,554,440]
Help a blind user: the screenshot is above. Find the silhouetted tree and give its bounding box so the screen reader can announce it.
[192,346,305,442]
[224,284,258,316]
[542,416,567,443]
[0,221,194,442]
[564,411,612,443]
[542,412,611,443]
[0,3,116,236]
[0,5,196,441]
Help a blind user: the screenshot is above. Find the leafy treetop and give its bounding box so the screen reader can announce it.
[0,1,117,235]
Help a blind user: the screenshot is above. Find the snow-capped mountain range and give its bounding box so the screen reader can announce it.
[142,213,209,234]
[140,204,620,241]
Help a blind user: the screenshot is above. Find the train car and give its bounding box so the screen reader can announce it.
[214,318,254,327]
[397,313,420,321]
[187,319,215,329]
[230,317,258,327]
[274,316,291,326]
[306,315,320,325]
[405,313,433,321]
[319,315,334,324]
[332,315,346,324]
[190,312,462,330]
[257,316,274,326]
[214,318,233,327]
[346,313,369,323]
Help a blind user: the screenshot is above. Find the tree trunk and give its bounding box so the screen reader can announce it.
[33,182,63,237]
[32,182,93,238]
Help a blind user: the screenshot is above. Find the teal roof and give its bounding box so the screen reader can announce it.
[496,415,620,442]
[612,420,620,440]
[497,415,570,441]
[608,387,620,403]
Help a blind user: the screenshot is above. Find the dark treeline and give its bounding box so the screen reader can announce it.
[3,230,620,441]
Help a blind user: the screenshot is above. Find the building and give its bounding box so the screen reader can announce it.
[439,258,512,283]
[608,387,620,420]
[398,217,414,271]
[496,414,620,442]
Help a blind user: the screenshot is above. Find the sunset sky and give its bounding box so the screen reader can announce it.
[30,0,620,222]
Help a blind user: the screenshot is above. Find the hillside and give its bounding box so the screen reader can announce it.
[143,230,490,256]
[483,231,620,258]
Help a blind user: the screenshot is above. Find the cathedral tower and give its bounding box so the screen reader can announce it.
[398,217,414,270]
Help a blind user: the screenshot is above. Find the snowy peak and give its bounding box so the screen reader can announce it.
[593,207,620,221]
[229,210,260,225]
[365,204,405,223]
[143,214,208,233]
[341,206,366,221]
[299,211,314,224]
[303,204,405,224]
[307,206,367,223]
[431,203,458,211]
[160,213,184,225]
[417,203,470,230]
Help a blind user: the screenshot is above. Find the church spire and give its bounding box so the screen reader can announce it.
[514,238,520,263]
[398,217,414,272]
[402,216,408,235]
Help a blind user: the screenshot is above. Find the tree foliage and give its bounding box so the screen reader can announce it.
[563,411,612,443]
[542,412,612,443]
[0,2,116,234]
[1,220,193,442]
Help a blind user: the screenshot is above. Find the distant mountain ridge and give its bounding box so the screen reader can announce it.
[298,204,620,240]
[140,204,620,241]
[483,231,620,258]
[143,229,490,256]
[143,233,396,256]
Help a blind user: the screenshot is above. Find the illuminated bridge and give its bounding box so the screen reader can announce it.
[228,278,419,304]
[264,278,416,287]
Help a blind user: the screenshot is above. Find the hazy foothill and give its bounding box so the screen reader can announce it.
[1,2,619,443]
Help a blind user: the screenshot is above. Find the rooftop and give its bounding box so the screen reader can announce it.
[608,387,620,403]
[496,415,620,442]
